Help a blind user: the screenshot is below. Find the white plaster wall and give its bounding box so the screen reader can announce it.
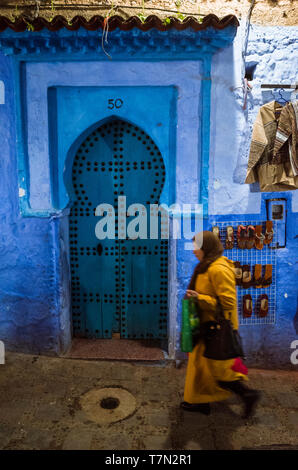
[209,21,298,215]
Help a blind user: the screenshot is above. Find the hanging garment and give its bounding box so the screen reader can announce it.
[245,101,298,191]
[273,100,298,176]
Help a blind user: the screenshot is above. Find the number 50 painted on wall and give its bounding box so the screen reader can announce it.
[108,98,123,110]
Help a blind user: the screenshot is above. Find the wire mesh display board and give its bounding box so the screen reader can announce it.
[209,221,277,325]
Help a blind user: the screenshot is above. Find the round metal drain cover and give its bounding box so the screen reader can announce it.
[100,397,120,410]
[80,387,137,424]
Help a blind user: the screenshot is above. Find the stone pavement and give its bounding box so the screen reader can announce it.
[0,352,298,450]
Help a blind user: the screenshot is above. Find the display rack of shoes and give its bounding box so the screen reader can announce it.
[209,221,277,326]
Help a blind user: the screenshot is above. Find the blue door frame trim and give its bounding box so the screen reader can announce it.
[200,56,212,218]
[51,85,177,211]
[6,26,237,218]
[13,57,211,217]
[13,58,64,218]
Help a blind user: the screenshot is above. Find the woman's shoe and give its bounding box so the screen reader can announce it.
[218,380,261,419]
[242,390,262,420]
[180,402,211,415]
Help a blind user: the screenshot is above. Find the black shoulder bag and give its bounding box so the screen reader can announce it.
[203,297,245,361]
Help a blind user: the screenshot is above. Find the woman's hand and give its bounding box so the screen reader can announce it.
[185,290,198,298]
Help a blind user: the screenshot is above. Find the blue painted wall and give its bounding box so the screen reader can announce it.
[0,23,297,367]
[0,54,66,354]
[212,24,298,369]
[177,23,298,368]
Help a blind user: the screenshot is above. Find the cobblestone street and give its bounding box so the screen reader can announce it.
[0,352,297,450]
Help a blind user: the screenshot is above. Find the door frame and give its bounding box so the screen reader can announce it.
[15,60,207,359]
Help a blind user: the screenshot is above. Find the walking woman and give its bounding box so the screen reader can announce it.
[181,231,261,419]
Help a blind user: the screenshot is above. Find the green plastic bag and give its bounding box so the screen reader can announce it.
[181,298,200,353]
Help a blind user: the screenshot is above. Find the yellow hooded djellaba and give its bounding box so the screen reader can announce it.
[182,231,260,419]
[184,255,248,405]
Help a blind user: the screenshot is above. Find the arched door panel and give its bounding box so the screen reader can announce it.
[69,119,168,339]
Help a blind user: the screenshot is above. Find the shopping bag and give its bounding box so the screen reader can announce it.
[181,297,200,353]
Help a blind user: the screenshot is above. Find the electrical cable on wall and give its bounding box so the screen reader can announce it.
[241,0,256,110]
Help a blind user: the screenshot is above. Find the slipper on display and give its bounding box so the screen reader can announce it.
[234,261,242,286]
[255,225,265,250]
[212,226,221,240]
[243,294,253,318]
[242,265,253,288]
[262,264,272,287]
[225,226,234,249]
[256,294,269,318]
[264,220,274,245]
[237,225,247,249]
[246,225,256,249]
[253,264,263,288]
